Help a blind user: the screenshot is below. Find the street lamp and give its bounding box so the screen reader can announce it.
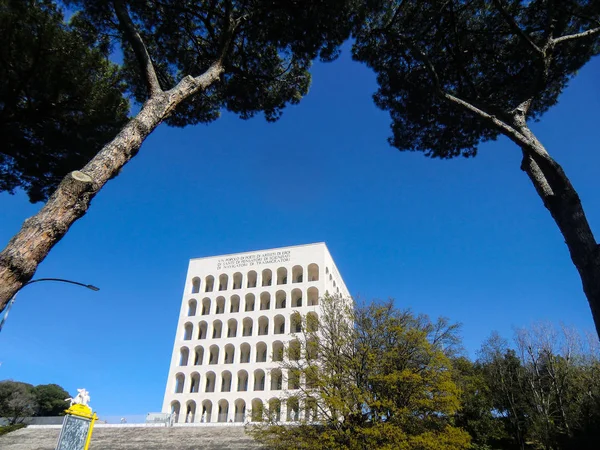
[0,278,100,333]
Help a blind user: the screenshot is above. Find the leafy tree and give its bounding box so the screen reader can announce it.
[0,381,36,425]
[478,325,600,450]
[0,0,356,310]
[352,0,600,337]
[0,0,129,203]
[32,384,70,416]
[478,334,531,450]
[250,295,471,450]
[453,357,506,450]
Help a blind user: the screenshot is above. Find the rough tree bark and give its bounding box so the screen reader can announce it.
[0,64,223,310]
[518,126,600,338]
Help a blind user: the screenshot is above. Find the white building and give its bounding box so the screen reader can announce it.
[162,243,350,424]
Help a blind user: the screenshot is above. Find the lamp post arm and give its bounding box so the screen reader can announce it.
[25,278,100,291]
[0,278,99,333]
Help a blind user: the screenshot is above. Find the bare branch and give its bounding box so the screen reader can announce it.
[112,0,162,97]
[492,0,543,54]
[552,26,600,45]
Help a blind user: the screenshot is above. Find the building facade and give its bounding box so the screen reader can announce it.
[162,243,350,424]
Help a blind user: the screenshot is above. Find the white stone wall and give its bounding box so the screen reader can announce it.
[162,243,350,424]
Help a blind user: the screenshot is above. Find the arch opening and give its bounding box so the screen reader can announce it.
[292,265,303,283]
[204,275,214,293]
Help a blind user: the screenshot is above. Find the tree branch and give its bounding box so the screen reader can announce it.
[112,0,162,97]
[552,26,600,45]
[492,0,543,54]
[407,41,527,145]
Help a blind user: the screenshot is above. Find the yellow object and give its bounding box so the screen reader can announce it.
[64,404,98,450]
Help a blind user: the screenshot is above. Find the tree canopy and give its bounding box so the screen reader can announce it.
[250,295,471,450]
[0,0,358,310]
[0,380,71,423]
[351,0,600,337]
[250,298,600,450]
[65,0,357,125]
[32,384,70,417]
[0,0,129,202]
[353,0,600,157]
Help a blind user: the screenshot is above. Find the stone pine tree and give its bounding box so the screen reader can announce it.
[352,1,600,336]
[0,0,355,310]
[0,0,129,202]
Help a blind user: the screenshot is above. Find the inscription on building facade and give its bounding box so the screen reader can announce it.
[217,250,291,270]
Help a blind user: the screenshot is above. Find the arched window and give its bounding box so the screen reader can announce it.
[307,287,319,306]
[274,315,285,335]
[291,289,302,308]
[270,369,282,390]
[183,322,193,340]
[261,269,272,287]
[179,347,189,366]
[224,344,235,364]
[245,294,255,312]
[185,400,197,423]
[205,372,216,392]
[272,341,284,362]
[260,292,270,310]
[194,346,204,365]
[237,370,248,392]
[242,317,253,337]
[191,277,200,294]
[227,319,238,338]
[258,316,269,336]
[288,369,300,390]
[277,267,288,285]
[256,342,267,363]
[234,399,246,423]
[205,275,214,292]
[240,343,251,363]
[308,263,319,282]
[268,398,281,422]
[233,272,243,289]
[251,399,264,422]
[216,296,225,314]
[307,338,318,360]
[230,295,240,313]
[201,400,213,423]
[187,299,197,316]
[171,401,181,422]
[208,345,219,365]
[201,298,211,315]
[221,371,232,392]
[305,398,318,422]
[292,265,303,283]
[306,313,319,332]
[289,339,301,361]
[219,274,228,291]
[291,312,302,333]
[198,321,208,339]
[275,290,286,309]
[287,398,299,422]
[189,373,200,393]
[217,400,229,423]
[212,320,222,339]
[247,271,257,288]
[253,370,265,391]
[174,373,185,393]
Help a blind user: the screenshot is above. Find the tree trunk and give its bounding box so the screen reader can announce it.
[0,67,222,311]
[519,125,600,339]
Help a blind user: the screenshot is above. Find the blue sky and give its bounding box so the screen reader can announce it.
[0,48,599,418]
